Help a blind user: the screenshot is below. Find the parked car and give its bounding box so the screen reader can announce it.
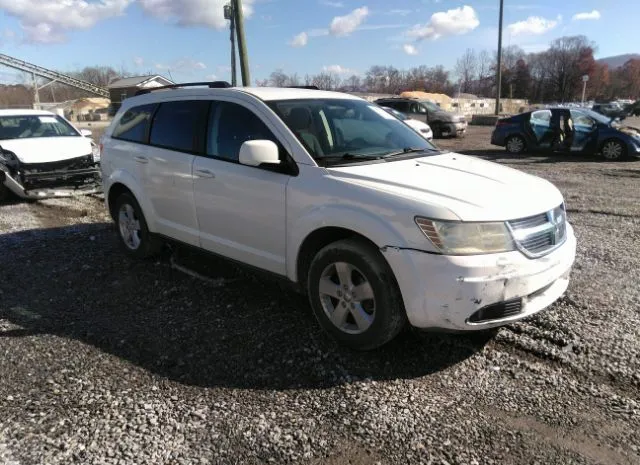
[380,106,433,140]
[624,100,640,117]
[0,109,101,202]
[374,97,467,138]
[101,83,576,350]
[491,107,640,160]
[591,102,627,121]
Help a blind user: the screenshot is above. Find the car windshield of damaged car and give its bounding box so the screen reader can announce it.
[0,115,79,140]
[268,99,439,165]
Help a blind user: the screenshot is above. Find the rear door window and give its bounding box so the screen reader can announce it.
[112,104,157,143]
[529,110,553,144]
[149,100,209,153]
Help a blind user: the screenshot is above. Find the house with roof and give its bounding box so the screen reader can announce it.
[108,75,174,115]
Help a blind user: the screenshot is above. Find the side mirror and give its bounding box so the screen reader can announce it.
[80,129,92,137]
[239,140,280,167]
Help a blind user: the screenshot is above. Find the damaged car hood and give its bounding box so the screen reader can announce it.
[328,152,564,222]
[0,137,93,164]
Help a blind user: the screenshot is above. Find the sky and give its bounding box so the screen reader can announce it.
[0,0,637,85]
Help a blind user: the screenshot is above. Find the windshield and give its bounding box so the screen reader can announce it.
[420,100,441,112]
[382,106,408,121]
[268,98,438,164]
[0,115,79,140]
[581,109,615,125]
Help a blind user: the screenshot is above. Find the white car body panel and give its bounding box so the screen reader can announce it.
[1,136,93,164]
[101,87,576,333]
[404,119,433,140]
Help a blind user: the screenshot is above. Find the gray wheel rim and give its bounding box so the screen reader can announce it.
[602,141,622,159]
[318,262,376,335]
[118,203,142,250]
[507,137,524,153]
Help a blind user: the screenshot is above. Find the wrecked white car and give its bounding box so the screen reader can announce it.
[0,110,101,202]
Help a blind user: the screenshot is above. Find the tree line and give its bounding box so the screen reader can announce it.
[259,35,639,103]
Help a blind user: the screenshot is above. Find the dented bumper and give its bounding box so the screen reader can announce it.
[383,223,576,331]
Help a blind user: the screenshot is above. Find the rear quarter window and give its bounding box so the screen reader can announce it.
[112,103,157,143]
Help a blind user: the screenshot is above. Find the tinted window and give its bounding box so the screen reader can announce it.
[208,102,278,161]
[112,104,156,143]
[530,110,552,126]
[410,103,427,114]
[150,100,209,152]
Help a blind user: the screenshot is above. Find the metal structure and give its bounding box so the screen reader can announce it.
[0,53,110,108]
[581,74,589,106]
[495,0,504,115]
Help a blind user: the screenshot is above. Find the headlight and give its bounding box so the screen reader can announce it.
[91,143,100,162]
[415,217,514,255]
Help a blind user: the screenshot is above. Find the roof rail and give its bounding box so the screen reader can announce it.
[135,81,232,96]
[285,85,319,90]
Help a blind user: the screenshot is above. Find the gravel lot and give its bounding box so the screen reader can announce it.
[1,121,639,464]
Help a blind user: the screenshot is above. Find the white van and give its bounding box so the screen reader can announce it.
[100,83,576,350]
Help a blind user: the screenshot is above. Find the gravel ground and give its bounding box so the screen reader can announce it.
[1,122,639,465]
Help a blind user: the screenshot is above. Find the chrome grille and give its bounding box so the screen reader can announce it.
[508,205,567,257]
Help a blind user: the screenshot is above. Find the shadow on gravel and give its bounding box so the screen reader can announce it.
[0,224,489,390]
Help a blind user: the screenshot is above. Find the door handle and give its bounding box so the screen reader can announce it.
[194,169,216,178]
[134,156,148,164]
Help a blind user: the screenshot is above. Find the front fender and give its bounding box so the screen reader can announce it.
[105,170,157,233]
[286,204,411,282]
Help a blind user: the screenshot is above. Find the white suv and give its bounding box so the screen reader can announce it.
[100,83,576,350]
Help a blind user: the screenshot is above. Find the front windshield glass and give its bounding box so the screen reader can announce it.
[0,115,79,140]
[268,98,438,164]
[581,109,615,125]
[420,100,441,112]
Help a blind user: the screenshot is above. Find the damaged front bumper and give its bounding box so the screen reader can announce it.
[1,154,102,199]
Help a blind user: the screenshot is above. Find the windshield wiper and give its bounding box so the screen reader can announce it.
[381,147,438,158]
[317,153,384,164]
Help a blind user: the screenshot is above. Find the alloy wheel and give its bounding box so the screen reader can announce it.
[118,203,142,250]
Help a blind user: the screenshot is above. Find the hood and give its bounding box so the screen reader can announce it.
[0,136,92,164]
[328,153,564,222]
[431,110,464,123]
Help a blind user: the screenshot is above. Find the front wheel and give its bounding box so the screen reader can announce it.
[601,139,627,161]
[114,193,162,259]
[505,135,526,154]
[307,239,406,350]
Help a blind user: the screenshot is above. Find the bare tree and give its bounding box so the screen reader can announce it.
[268,69,289,87]
[454,49,477,94]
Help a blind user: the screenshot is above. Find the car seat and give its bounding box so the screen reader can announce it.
[287,107,324,157]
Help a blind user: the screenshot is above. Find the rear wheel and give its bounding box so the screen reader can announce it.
[114,193,162,259]
[307,238,406,350]
[601,139,627,161]
[505,135,526,154]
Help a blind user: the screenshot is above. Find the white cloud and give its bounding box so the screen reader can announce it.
[320,0,344,7]
[322,64,357,75]
[138,0,254,29]
[290,31,308,47]
[506,15,560,36]
[403,44,418,55]
[133,56,145,67]
[155,58,207,72]
[206,74,218,80]
[0,0,131,43]
[329,6,369,36]
[407,5,479,40]
[572,10,601,21]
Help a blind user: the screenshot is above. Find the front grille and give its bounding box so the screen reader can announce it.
[21,154,95,173]
[508,205,567,258]
[468,298,523,323]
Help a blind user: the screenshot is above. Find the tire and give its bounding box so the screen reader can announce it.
[0,182,9,203]
[307,238,407,350]
[114,193,163,259]
[505,135,526,154]
[601,139,627,161]
[432,124,442,139]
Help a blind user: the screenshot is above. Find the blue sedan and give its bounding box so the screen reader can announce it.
[491,107,640,160]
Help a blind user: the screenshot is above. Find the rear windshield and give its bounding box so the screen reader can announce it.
[0,115,79,140]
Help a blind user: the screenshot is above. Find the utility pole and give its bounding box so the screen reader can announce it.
[224,3,237,86]
[581,75,589,106]
[494,0,504,115]
[234,0,251,86]
[32,73,40,110]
